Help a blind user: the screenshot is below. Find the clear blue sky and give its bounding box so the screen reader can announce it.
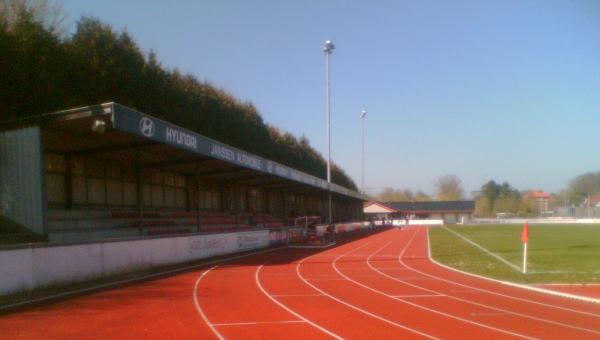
[60,0,600,196]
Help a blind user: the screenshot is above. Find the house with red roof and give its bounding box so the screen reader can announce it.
[585,194,600,207]
[522,190,553,213]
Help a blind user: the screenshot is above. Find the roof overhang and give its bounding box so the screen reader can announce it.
[363,201,397,213]
[2,103,365,201]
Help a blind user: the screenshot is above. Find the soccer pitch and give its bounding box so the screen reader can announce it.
[429,224,600,284]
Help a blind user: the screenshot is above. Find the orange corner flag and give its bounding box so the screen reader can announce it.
[521,222,529,244]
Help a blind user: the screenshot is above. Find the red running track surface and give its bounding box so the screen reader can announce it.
[1,227,600,339]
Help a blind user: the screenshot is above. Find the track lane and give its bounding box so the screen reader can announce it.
[361,227,600,339]
[3,227,600,338]
[258,235,435,339]
[194,248,330,339]
[324,230,532,339]
[0,271,213,339]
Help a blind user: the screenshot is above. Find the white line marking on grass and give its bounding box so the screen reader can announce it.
[426,228,600,313]
[528,270,600,274]
[500,281,600,305]
[212,320,306,327]
[255,265,343,339]
[335,233,535,339]
[297,240,440,339]
[442,226,521,272]
[537,283,600,286]
[193,266,225,340]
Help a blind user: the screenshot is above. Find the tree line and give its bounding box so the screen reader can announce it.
[373,172,599,218]
[0,1,357,190]
[376,174,464,202]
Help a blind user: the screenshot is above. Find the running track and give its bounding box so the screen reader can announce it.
[2,227,600,339]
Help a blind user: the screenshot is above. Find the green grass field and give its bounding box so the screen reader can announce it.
[429,224,600,284]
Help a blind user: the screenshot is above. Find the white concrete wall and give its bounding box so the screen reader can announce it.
[0,248,34,293]
[391,219,444,226]
[0,230,269,295]
[472,218,600,225]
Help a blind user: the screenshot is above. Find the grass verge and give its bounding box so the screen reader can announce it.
[429,224,600,284]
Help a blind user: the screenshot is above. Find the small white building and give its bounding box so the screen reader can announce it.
[363,201,396,221]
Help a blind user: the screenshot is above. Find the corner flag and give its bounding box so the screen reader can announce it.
[521,222,529,244]
[521,222,529,274]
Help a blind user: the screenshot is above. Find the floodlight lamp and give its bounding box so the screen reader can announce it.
[91,119,107,134]
[323,40,335,53]
[360,110,367,118]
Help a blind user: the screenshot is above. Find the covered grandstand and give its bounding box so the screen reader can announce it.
[0,103,366,243]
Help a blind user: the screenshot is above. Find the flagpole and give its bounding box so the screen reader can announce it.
[522,221,529,274]
[522,242,527,274]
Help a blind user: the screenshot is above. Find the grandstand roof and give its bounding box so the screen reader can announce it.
[1,102,364,201]
[386,201,475,213]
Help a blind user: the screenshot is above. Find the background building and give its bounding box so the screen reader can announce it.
[364,201,475,224]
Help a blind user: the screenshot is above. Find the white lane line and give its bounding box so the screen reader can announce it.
[394,228,600,334]
[442,226,521,272]
[193,265,225,340]
[392,294,446,298]
[255,264,343,340]
[334,234,535,340]
[212,320,306,327]
[425,228,600,313]
[191,247,289,340]
[271,294,324,297]
[296,240,440,340]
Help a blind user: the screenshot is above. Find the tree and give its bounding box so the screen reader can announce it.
[0,0,67,37]
[434,175,464,201]
[565,172,600,205]
[377,187,414,202]
[474,196,492,217]
[481,180,499,205]
[413,191,431,202]
[475,180,526,217]
[0,5,359,190]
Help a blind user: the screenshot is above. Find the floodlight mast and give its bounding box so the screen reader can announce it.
[360,110,367,194]
[324,40,335,224]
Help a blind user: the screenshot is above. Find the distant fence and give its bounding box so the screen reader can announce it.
[471,218,600,225]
